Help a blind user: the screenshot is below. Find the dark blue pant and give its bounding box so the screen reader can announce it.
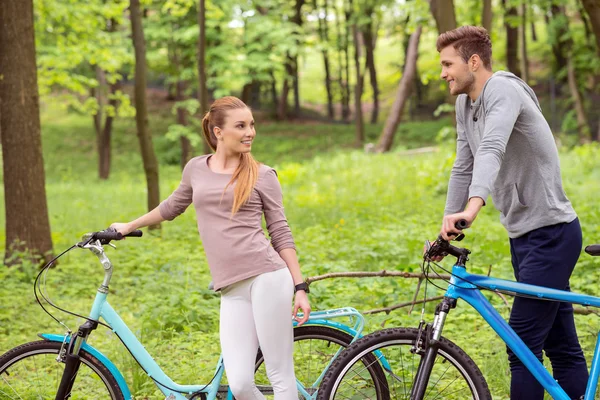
[507,218,588,400]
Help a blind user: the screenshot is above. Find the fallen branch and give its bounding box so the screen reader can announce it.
[397,146,439,156]
[305,269,600,318]
[574,307,600,316]
[365,296,445,315]
[305,270,450,285]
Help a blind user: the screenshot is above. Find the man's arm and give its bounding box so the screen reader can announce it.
[468,80,522,203]
[441,80,523,240]
[445,97,474,216]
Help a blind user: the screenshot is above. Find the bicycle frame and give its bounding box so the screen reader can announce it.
[43,295,374,399]
[40,239,391,399]
[439,264,600,400]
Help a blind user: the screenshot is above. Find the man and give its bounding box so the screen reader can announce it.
[436,26,587,399]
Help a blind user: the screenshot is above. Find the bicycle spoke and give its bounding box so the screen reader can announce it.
[322,329,490,400]
[1,375,24,400]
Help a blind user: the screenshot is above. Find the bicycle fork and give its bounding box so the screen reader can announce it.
[55,320,99,400]
[410,297,457,400]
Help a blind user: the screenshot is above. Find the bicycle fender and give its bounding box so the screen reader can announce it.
[40,333,132,399]
[298,320,392,370]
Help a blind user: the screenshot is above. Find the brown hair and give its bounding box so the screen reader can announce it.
[202,96,260,215]
[436,26,492,70]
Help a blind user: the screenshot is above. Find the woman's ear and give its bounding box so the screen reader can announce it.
[213,127,222,141]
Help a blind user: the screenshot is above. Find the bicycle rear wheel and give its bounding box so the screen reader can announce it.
[0,340,124,400]
[253,325,389,399]
[317,327,491,400]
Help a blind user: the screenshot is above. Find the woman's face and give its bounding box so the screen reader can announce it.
[214,108,256,155]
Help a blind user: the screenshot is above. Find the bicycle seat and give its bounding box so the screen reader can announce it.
[585,245,600,256]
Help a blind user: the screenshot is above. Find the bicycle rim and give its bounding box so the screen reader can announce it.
[324,329,489,400]
[0,341,123,400]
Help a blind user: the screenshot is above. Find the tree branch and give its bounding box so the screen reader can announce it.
[365,296,445,315]
[305,270,450,285]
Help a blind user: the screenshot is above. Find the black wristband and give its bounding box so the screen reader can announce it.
[294,282,310,294]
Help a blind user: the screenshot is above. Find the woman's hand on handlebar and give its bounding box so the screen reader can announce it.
[110,222,135,236]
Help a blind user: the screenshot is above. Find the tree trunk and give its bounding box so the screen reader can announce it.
[482,0,493,33]
[176,80,192,170]
[567,57,592,143]
[351,4,364,146]
[316,0,334,119]
[335,3,349,121]
[576,0,594,47]
[549,5,568,81]
[430,0,457,108]
[93,66,105,139]
[278,55,294,120]
[581,0,600,56]
[530,0,537,41]
[292,58,300,117]
[322,50,334,120]
[518,2,529,83]
[270,71,279,110]
[362,13,379,124]
[291,0,305,118]
[376,26,422,152]
[198,0,211,154]
[130,0,160,228]
[343,3,352,121]
[503,0,521,76]
[429,0,457,34]
[241,82,253,104]
[0,0,54,265]
[98,82,119,180]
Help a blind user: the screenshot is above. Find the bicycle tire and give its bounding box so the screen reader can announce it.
[317,327,491,400]
[252,325,389,399]
[0,340,124,400]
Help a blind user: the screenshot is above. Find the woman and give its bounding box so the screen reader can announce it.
[111,96,310,399]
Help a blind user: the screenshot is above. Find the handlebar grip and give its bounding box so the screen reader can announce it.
[94,231,123,241]
[125,230,143,238]
[455,219,468,230]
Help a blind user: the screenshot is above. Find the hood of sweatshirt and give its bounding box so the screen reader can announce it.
[485,71,541,111]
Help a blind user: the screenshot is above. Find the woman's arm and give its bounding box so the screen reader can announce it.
[111,206,165,235]
[111,159,195,235]
[279,248,311,326]
[258,168,311,324]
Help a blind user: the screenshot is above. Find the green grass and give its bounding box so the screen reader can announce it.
[1,104,600,398]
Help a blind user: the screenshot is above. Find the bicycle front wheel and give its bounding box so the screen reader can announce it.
[253,325,389,399]
[318,327,491,400]
[0,340,124,400]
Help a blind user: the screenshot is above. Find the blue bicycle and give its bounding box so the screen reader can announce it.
[0,230,390,399]
[317,223,600,399]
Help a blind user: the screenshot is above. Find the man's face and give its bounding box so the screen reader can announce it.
[439,46,475,96]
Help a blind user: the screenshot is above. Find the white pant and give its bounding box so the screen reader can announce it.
[220,268,297,400]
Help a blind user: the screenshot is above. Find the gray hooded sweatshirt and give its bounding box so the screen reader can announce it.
[444,71,577,238]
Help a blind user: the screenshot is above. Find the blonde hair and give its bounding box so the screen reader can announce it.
[201,96,260,215]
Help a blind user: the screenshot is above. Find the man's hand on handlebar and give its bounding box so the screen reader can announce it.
[441,212,473,241]
[424,219,470,262]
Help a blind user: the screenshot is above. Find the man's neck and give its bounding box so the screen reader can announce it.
[468,70,494,101]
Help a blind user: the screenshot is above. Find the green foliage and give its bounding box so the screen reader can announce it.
[35,0,132,111]
[2,106,600,398]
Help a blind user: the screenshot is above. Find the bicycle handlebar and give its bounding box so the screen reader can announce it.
[80,228,143,246]
[426,220,471,263]
[93,229,143,241]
